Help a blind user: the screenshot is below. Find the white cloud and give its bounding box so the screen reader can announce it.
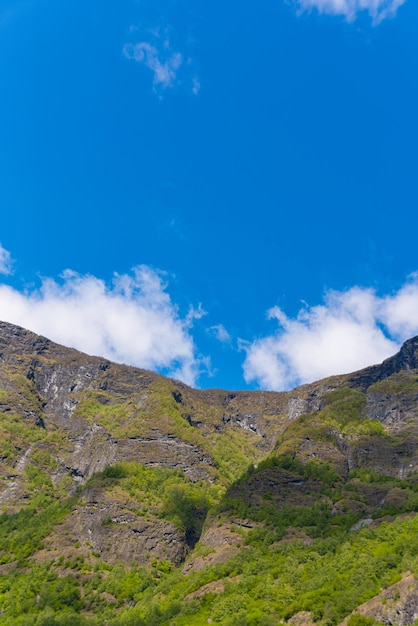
[123,26,200,95]
[380,274,418,340]
[0,244,13,275]
[295,0,406,23]
[242,276,418,391]
[123,40,182,91]
[185,303,207,327]
[208,324,232,344]
[192,76,201,96]
[0,265,204,386]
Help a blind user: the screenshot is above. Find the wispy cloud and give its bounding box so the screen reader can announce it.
[208,324,232,344]
[123,26,199,96]
[186,303,207,327]
[0,244,13,275]
[242,275,418,391]
[0,262,205,386]
[294,0,406,23]
[123,40,182,92]
[192,76,201,96]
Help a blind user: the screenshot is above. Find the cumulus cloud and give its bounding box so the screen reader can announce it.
[380,274,418,340]
[0,265,204,386]
[295,0,406,23]
[0,244,13,275]
[242,276,418,391]
[123,26,199,95]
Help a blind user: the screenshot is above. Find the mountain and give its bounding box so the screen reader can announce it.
[1,320,418,625]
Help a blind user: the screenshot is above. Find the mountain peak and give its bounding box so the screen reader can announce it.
[346,335,418,391]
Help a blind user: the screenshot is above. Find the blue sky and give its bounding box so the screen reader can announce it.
[0,0,417,391]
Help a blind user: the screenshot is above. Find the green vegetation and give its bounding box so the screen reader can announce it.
[2,510,418,625]
[347,616,381,626]
[73,382,262,483]
[242,454,340,485]
[73,391,131,436]
[89,462,221,542]
[0,495,75,563]
[3,444,418,625]
[369,371,418,395]
[0,410,46,465]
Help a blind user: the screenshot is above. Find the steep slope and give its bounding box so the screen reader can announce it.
[1,321,418,625]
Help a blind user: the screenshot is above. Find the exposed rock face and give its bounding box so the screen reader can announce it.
[46,485,188,566]
[340,573,418,626]
[348,336,418,391]
[0,321,216,487]
[288,613,316,626]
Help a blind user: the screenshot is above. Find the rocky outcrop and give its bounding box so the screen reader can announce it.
[340,573,418,626]
[348,336,418,391]
[44,485,188,566]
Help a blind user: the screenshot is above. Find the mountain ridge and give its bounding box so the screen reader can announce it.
[2,320,418,625]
